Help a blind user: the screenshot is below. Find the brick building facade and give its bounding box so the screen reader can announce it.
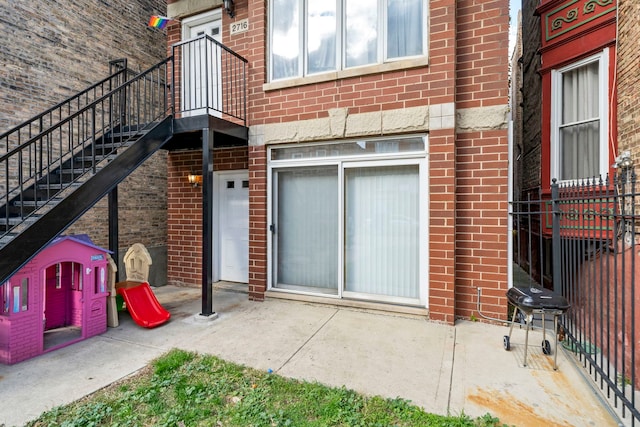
[519,0,542,193]
[163,0,510,324]
[0,0,169,285]
[617,0,640,160]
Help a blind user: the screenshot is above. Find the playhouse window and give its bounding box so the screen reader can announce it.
[77,263,82,290]
[55,263,61,289]
[68,262,83,291]
[20,278,28,311]
[8,278,28,313]
[94,266,106,294]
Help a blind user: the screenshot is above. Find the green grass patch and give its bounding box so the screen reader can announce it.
[27,349,508,427]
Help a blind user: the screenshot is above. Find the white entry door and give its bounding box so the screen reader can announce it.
[182,12,222,116]
[219,172,249,283]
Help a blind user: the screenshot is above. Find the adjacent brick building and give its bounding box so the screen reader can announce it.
[617,0,640,160]
[0,0,169,285]
[516,0,640,408]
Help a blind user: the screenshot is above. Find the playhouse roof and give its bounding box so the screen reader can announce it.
[50,234,112,254]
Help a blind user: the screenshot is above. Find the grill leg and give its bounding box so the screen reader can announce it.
[508,305,519,339]
[553,314,559,370]
[523,313,532,367]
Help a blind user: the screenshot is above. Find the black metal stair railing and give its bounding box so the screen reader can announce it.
[0,35,248,285]
[0,58,173,283]
[0,59,131,157]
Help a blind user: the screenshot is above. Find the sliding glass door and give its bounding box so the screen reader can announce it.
[274,166,339,294]
[269,138,425,305]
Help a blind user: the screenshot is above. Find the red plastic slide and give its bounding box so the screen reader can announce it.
[117,282,171,328]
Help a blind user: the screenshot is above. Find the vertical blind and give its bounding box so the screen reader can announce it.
[276,167,339,290]
[344,165,419,298]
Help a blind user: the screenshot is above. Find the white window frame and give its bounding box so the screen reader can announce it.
[550,49,609,184]
[268,0,429,82]
[266,136,429,307]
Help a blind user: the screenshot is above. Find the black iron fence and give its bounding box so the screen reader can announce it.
[513,171,639,425]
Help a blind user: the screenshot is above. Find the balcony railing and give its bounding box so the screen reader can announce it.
[172,34,247,124]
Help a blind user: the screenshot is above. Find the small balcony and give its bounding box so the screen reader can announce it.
[167,33,248,148]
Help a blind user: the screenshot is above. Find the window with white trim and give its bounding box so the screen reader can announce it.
[551,50,609,182]
[268,136,427,306]
[1,278,29,314]
[269,0,427,81]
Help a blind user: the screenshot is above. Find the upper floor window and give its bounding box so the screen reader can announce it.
[269,0,427,81]
[551,50,609,182]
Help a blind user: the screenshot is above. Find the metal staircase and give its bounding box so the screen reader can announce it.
[0,34,248,286]
[0,58,174,284]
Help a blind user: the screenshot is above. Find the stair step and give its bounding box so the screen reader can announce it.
[56,168,93,175]
[108,125,150,138]
[13,198,62,207]
[0,234,18,247]
[36,182,82,191]
[1,215,39,226]
[98,140,135,150]
[74,154,116,163]
[109,132,145,140]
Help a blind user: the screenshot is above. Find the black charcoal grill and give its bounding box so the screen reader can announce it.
[503,286,570,370]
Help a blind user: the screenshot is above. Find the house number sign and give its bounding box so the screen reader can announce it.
[230,18,249,35]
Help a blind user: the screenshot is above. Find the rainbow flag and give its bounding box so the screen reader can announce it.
[148,15,170,29]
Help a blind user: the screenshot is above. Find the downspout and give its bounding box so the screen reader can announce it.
[508,119,513,290]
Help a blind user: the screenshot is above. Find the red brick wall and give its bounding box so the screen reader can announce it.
[167,151,204,287]
[166,21,183,116]
[429,129,457,324]
[224,2,464,126]
[455,1,510,320]
[166,147,248,287]
[455,131,509,319]
[425,0,457,323]
[456,0,510,108]
[248,145,267,300]
[225,2,267,124]
[166,0,510,323]
[238,0,508,322]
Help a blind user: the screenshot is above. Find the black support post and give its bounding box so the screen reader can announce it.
[551,179,561,294]
[108,187,119,282]
[201,128,215,316]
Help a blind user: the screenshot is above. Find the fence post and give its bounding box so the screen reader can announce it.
[551,178,561,293]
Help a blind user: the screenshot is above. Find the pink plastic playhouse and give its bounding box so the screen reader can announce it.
[0,235,110,364]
